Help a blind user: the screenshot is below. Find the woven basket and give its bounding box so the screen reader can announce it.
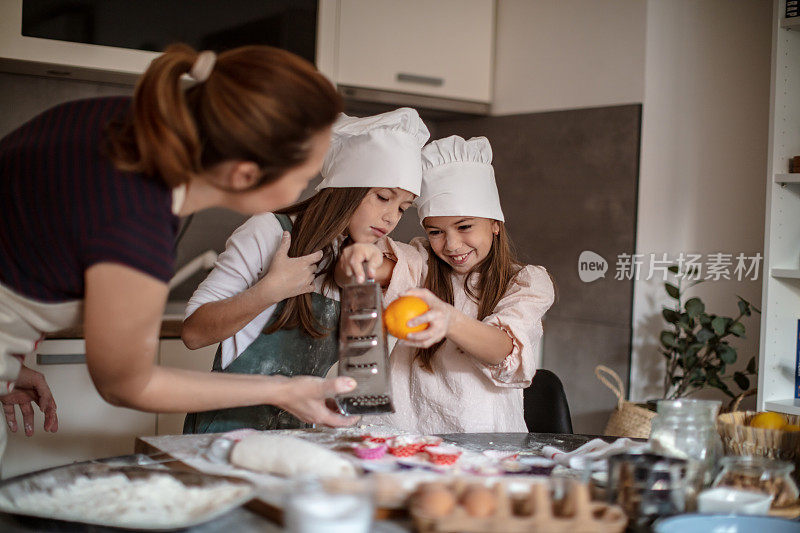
[595,365,656,439]
[717,390,800,479]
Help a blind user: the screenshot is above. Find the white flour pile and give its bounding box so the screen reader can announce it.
[0,473,250,527]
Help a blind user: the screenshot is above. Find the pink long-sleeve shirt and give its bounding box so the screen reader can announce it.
[373,238,555,433]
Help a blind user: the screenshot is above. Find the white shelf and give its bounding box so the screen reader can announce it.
[781,16,800,29]
[765,399,800,416]
[758,1,800,413]
[774,173,800,184]
[771,268,800,278]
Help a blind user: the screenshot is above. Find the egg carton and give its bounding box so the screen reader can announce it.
[409,480,627,533]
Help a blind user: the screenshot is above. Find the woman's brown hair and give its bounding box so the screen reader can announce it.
[265,187,371,337]
[107,44,342,188]
[415,223,522,372]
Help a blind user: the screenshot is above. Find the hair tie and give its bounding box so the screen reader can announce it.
[190,51,216,83]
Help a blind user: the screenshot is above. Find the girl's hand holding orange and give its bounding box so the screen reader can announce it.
[397,288,456,348]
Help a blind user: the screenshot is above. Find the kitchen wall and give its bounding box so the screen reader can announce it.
[631,1,770,404]
[0,72,130,139]
[490,1,771,414]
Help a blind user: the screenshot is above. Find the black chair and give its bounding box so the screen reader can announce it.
[523,369,573,434]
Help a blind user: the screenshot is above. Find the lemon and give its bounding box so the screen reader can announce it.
[749,411,787,430]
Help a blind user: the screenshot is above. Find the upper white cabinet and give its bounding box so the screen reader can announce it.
[334,0,495,107]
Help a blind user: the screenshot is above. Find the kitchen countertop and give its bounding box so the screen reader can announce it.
[0,432,616,532]
[46,319,183,340]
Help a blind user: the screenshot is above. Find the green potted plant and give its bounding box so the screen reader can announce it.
[658,265,759,405]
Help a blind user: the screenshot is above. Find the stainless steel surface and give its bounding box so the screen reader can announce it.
[607,452,689,531]
[336,267,394,415]
[36,354,85,365]
[395,73,444,86]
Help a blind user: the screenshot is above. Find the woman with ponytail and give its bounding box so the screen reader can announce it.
[0,44,354,455]
[338,136,555,434]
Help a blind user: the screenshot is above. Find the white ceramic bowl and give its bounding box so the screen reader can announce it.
[654,514,799,533]
[697,487,773,515]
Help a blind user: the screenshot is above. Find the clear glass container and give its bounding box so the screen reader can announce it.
[284,478,374,533]
[712,456,799,508]
[649,399,723,486]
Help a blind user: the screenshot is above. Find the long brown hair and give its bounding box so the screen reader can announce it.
[107,44,342,189]
[415,223,522,372]
[265,187,371,337]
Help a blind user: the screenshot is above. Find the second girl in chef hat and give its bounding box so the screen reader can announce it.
[339,135,555,433]
[181,108,429,433]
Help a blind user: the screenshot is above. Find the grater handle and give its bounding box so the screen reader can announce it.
[362,261,374,283]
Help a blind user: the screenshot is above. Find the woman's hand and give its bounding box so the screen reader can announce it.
[1,364,58,436]
[258,231,323,301]
[276,375,360,427]
[401,288,456,348]
[337,243,384,283]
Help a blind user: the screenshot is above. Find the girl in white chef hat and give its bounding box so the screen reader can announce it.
[339,135,555,433]
[181,108,429,433]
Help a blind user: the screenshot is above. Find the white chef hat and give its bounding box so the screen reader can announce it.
[416,135,505,223]
[316,108,430,195]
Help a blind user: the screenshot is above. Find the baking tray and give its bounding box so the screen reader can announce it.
[0,455,256,531]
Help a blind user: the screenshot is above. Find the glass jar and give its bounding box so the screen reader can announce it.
[284,478,374,533]
[649,399,723,487]
[712,456,800,508]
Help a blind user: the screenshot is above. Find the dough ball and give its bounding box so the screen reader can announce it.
[230,434,357,478]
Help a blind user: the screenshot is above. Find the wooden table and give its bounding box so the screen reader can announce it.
[0,432,618,532]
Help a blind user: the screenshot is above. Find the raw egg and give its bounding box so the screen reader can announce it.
[414,486,456,518]
[460,486,497,518]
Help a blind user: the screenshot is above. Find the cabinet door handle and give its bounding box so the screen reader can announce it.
[396,73,444,86]
[37,353,86,365]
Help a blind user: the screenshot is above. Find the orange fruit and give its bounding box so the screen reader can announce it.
[783,424,800,432]
[383,296,429,339]
[749,411,787,430]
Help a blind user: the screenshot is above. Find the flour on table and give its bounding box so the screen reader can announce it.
[0,473,250,528]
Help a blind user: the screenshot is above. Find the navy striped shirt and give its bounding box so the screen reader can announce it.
[0,96,178,303]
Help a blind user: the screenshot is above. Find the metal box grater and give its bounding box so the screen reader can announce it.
[335,266,394,415]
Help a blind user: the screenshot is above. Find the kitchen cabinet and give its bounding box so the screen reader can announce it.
[156,340,217,436]
[335,0,495,111]
[0,339,217,478]
[757,1,800,415]
[1,340,156,478]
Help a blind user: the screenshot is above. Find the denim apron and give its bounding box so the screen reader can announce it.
[183,214,339,433]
